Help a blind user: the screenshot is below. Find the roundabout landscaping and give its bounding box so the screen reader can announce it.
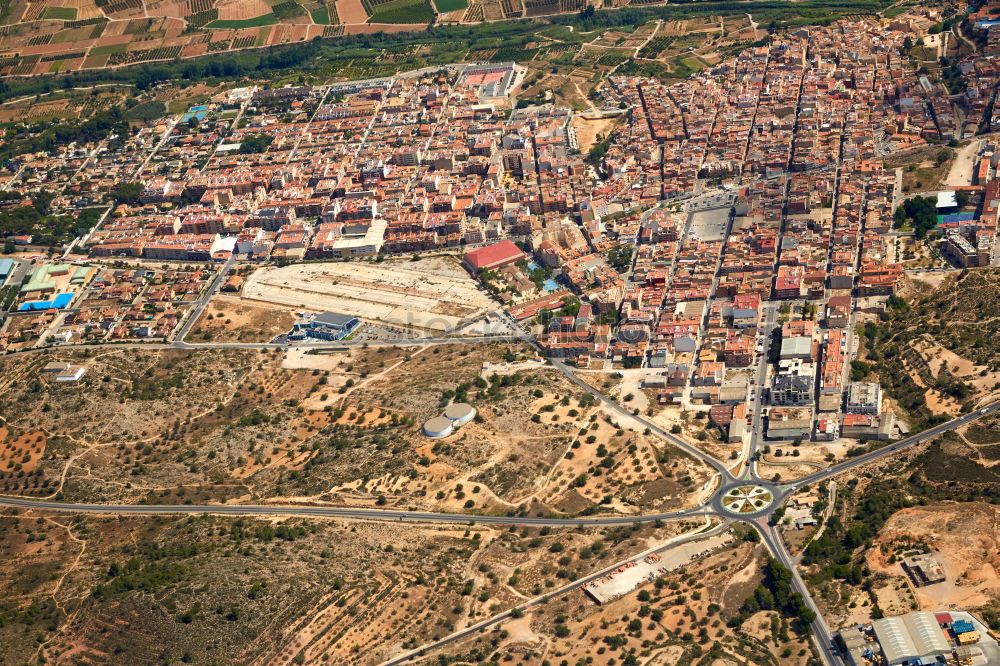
[719,484,775,515]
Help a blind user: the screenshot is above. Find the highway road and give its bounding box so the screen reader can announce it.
[0,394,995,659]
[793,401,1000,488]
[0,495,710,526]
[2,324,999,665]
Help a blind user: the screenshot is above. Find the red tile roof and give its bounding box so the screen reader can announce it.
[464,240,525,270]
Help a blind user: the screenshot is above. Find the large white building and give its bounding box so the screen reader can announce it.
[872,612,951,666]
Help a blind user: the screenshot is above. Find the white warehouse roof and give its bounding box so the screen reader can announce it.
[873,612,950,665]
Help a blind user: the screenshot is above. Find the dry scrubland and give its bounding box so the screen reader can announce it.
[0,344,710,515]
[0,343,730,663]
[857,269,1000,425]
[432,524,817,666]
[787,418,1000,636]
[587,370,745,473]
[0,513,817,665]
[0,512,623,664]
[868,503,1000,613]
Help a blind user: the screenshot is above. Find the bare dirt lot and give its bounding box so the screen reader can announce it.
[0,426,47,475]
[869,503,1000,611]
[217,0,271,20]
[335,0,368,22]
[572,114,621,153]
[188,296,298,343]
[242,257,495,332]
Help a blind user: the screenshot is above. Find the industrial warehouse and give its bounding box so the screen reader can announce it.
[837,611,1000,666]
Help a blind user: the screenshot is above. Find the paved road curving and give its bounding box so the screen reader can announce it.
[1,353,997,666]
[1,401,994,530]
[381,519,733,665]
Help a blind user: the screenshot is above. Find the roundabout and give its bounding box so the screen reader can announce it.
[715,483,776,517]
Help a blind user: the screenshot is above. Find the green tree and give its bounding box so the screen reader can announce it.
[239,134,274,154]
[108,182,144,206]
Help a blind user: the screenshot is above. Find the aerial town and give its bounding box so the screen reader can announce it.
[2,0,1000,665]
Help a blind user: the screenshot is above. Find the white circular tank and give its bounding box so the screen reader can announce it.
[423,416,454,438]
[443,402,476,427]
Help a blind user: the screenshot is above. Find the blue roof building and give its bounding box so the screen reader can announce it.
[952,619,975,635]
[288,312,361,341]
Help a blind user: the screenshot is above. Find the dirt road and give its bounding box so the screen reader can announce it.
[943,137,982,187]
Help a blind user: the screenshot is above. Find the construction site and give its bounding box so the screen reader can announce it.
[582,532,733,604]
[242,257,495,333]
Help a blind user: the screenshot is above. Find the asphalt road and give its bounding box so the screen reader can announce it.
[793,401,1000,488]
[172,254,236,346]
[381,519,732,665]
[0,396,994,666]
[1,338,998,666]
[759,521,840,665]
[0,334,532,358]
[744,304,777,480]
[0,495,710,526]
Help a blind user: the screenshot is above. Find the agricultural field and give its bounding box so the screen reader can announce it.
[335,0,368,23]
[0,0,779,75]
[310,3,333,22]
[42,6,78,19]
[365,0,433,23]
[433,0,465,11]
[206,13,277,28]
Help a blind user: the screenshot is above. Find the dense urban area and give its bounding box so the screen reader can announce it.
[3,0,1000,664]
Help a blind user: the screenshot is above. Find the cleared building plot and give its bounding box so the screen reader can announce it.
[582,532,733,604]
[242,257,495,332]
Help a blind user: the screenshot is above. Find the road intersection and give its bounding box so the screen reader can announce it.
[4,238,1000,665]
[1,336,997,664]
